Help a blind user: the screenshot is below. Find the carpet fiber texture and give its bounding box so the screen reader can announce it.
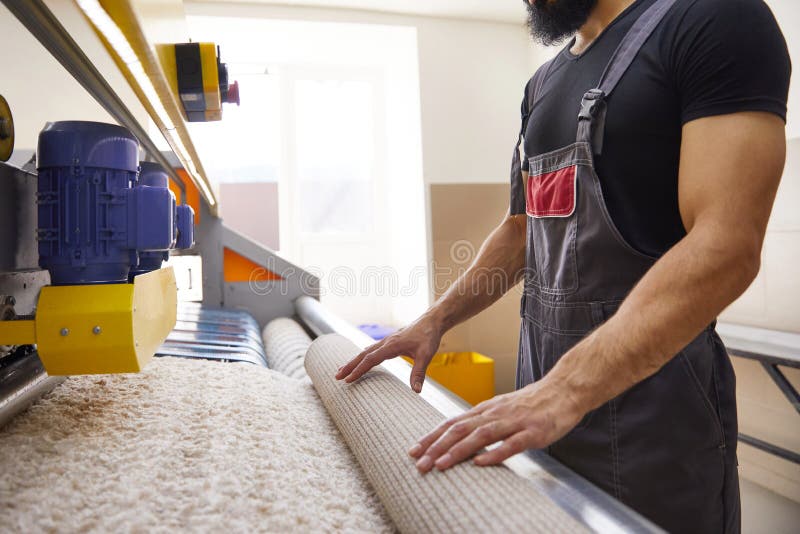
[0,357,392,533]
[263,318,313,379]
[305,334,589,534]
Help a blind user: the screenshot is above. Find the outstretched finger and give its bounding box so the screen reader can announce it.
[409,414,464,459]
[473,430,536,466]
[335,348,371,380]
[413,415,487,472]
[409,358,428,393]
[343,342,398,383]
[408,402,495,459]
[433,419,518,471]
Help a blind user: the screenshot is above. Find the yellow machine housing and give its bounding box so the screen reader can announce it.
[0,268,177,376]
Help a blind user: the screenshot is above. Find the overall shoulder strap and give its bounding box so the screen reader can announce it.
[510,57,558,215]
[578,0,679,154]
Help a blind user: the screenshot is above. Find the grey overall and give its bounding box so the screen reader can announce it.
[514,1,740,532]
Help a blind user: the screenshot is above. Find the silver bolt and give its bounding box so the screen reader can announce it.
[92,326,102,335]
[60,328,69,336]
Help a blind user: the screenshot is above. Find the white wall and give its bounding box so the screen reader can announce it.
[414,19,540,184]
[1,0,150,166]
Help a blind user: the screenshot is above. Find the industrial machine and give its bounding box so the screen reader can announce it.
[0,120,194,376]
[1,1,795,532]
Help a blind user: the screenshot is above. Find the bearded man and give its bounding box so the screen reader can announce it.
[337,1,791,531]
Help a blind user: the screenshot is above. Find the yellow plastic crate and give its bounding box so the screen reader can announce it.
[402,352,494,405]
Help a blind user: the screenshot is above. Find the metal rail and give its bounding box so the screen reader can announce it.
[738,433,800,465]
[761,361,800,415]
[0,0,187,199]
[294,295,662,534]
[716,322,800,368]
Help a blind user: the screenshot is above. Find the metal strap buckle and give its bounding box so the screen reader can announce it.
[578,89,606,121]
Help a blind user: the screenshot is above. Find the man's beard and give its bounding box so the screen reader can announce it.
[524,0,599,46]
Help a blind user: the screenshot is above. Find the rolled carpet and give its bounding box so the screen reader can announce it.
[0,357,392,533]
[305,334,588,533]
[263,318,313,379]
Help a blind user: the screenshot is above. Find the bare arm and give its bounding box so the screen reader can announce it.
[546,112,784,417]
[336,209,528,391]
[411,111,786,471]
[428,211,527,333]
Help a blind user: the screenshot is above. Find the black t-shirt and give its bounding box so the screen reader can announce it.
[511,0,790,257]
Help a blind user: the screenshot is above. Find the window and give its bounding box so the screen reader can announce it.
[183,15,427,325]
[294,78,376,235]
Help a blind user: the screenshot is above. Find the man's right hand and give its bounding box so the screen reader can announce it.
[335,212,526,393]
[334,314,443,393]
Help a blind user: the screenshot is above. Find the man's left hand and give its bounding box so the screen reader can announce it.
[408,380,585,472]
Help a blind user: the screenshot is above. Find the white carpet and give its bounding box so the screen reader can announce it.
[0,357,392,533]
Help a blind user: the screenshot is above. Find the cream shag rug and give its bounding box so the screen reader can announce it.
[0,357,393,533]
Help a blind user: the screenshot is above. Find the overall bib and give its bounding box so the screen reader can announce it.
[515,1,740,532]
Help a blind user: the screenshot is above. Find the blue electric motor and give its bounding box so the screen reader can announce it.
[175,197,195,250]
[37,121,175,285]
[128,161,195,280]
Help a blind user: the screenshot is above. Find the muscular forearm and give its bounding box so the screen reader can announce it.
[336,212,527,389]
[546,222,761,416]
[426,213,527,334]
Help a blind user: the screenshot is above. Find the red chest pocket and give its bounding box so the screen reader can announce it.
[526,165,577,218]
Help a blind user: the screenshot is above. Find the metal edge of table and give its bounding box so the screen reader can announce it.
[717,322,800,367]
